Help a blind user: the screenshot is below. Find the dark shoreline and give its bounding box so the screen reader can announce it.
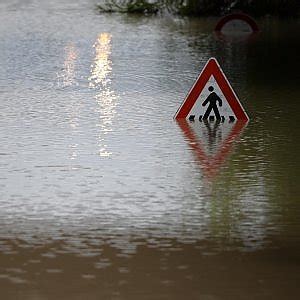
[97,0,300,18]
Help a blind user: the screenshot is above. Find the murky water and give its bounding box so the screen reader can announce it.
[0,0,299,298]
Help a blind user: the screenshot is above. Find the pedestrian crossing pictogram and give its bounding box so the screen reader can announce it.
[174,58,249,121]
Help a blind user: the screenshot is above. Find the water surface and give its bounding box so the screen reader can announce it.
[0,1,299,299]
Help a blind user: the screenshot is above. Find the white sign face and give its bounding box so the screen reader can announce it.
[188,75,236,122]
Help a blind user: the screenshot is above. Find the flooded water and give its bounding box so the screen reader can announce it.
[0,0,300,298]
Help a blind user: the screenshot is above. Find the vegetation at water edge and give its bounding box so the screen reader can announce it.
[97,0,300,17]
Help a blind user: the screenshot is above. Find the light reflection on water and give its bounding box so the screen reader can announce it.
[89,33,118,157]
[0,0,299,298]
[57,42,78,87]
[89,33,112,88]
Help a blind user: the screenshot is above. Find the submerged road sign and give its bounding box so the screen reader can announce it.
[215,13,259,35]
[174,58,249,121]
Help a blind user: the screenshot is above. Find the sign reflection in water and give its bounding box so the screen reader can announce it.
[177,120,247,180]
[177,120,271,248]
[89,33,118,157]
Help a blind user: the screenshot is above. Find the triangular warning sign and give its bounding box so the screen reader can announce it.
[174,58,249,121]
[177,119,247,180]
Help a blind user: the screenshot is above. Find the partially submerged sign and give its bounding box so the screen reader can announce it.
[215,13,259,36]
[174,58,249,121]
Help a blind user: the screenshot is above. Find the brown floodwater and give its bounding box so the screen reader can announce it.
[0,0,299,299]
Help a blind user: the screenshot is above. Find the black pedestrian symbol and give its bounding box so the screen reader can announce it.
[202,86,222,120]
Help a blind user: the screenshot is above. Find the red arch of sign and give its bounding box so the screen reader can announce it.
[215,13,259,33]
[174,58,249,120]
